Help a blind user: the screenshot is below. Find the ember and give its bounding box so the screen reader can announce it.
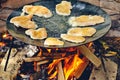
[0,32,12,48]
[0,42,5,47]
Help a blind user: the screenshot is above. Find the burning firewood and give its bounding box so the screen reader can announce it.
[57,61,65,80]
[23,56,52,67]
[74,57,89,79]
[23,56,47,62]
[37,60,49,66]
[78,45,101,67]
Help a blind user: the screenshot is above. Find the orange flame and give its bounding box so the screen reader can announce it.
[64,55,83,80]
[87,42,93,48]
[43,43,92,80]
[47,49,52,53]
[48,59,61,75]
[48,60,60,79]
[0,42,6,47]
[47,54,84,80]
[2,33,12,40]
[49,70,58,79]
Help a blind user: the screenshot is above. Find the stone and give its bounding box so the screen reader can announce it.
[89,58,118,80]
[0,48,26,80]
[102,8,120,15]
[0,9,13,33]
[100,0,120,12]
[1,0,39,8]
[106,30,120,37]
[79,0,100,6]
[0,9,13,21]
[115,0,120,3]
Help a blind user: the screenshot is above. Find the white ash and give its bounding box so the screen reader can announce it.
[20,74,30,79]
[24,45,39,57]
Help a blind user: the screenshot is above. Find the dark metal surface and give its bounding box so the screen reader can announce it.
[6,0,111,48]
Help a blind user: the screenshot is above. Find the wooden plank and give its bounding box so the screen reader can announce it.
[57,61,65,80]
[89,58,118,80]
[78,45,101,67]
[23,56,47,62]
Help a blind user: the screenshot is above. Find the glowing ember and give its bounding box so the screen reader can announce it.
[0,42,6,47]
[47,49,52,53]
[87,42,93,48]
[2,33,7,38]
[2,33,13,40]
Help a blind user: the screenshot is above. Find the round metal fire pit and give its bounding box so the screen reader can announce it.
[6,0,111,48]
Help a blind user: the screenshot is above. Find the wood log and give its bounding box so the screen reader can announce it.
[78,45,101,67]
[57,61,65,80]
[23,56,47,62]
[37,60,49,66]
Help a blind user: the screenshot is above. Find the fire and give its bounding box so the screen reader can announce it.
[2,32,13,40]
[47,52,87,80]
[0,42,6,47]
[2,33,7,38]
[48,59,62,79]
[0,32,13,47]
[87,42,93,48]
[33,42,93,80]
[63,55,83,80]
[47,53,88,80]
[47,49,52,53]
